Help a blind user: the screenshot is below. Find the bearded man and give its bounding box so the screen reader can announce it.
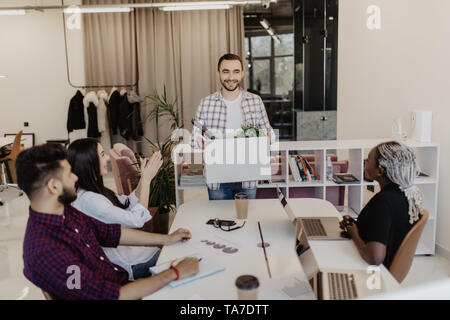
[192,53,274,200]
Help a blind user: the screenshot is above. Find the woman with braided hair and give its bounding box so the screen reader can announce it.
[339,141,424,268]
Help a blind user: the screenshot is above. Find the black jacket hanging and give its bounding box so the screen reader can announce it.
[108,90,122,135]
[118,92,144,141]
[130,102,144,140]
[83,92,101,138]
[67,90,86,133]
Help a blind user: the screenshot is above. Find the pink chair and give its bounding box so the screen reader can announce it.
[109,143,139,195]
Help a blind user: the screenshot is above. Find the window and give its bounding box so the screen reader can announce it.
[245,33,294,98]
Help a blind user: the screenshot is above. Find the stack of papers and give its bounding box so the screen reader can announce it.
[180,174,205,186]
[180,166,205,187]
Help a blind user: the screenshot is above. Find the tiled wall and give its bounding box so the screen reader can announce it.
[296,111,337,141]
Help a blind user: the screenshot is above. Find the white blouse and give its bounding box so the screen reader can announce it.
[71,189,159,280]
[72,188,150,228]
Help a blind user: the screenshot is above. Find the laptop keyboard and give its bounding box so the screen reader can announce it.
[302,218,327,237]
[328,272,357,300]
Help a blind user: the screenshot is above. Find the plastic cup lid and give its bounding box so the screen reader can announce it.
[235,275,259,290]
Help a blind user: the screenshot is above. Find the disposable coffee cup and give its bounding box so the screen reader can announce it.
[235,192,249,220]
[235,275,259,300]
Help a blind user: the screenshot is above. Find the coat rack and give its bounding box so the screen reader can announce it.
[61,0,139,92]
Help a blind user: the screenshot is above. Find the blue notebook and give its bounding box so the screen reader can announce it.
[149,254,225,288]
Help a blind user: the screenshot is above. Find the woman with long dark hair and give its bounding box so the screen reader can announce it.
[68,138,164,280]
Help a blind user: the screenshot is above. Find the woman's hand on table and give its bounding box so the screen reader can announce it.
[339,215,358,239]
[167,228,192,245]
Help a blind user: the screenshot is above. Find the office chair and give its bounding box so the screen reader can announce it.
[0,131,24,206]
[109,143,139,195]
[389,210,429,283]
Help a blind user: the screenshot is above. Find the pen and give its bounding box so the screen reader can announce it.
[258,221,272,279]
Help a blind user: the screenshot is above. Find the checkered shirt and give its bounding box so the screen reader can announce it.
[23,205,129,300]
[192,90,274,190]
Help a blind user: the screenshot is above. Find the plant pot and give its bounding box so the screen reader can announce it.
[142,207,160,233]
[158,209,171,234]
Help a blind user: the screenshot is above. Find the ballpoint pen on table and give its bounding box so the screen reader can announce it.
[257,221,272,279]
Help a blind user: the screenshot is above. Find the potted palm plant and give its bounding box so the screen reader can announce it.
[144,86,182,234]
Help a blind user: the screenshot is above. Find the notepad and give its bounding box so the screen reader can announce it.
[149,254,225,288]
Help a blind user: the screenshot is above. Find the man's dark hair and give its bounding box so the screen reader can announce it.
[16,143,67,200]
[218,53,243,71]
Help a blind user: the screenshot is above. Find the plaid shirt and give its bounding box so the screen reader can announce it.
[23,205,129,300]
[192,90,274,190]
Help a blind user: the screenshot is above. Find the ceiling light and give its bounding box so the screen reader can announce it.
[259,18,270,29]
[0,74,7,79]
[160,5,232,11]
[63,7,133,14]
[272,34,281,44]
[0,1,278,14]
[259,19,282,44]
[0,10,26,15]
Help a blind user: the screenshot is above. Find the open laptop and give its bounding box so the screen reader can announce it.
[276,186,347,240]
[295,219,386,300]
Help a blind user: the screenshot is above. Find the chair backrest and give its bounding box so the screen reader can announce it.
[113,143,137,164]
[389,210,429,283]
[109,144,139,195]
[109,148,124,195]
[6,130,23,160]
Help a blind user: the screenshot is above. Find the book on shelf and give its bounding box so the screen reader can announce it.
[288,155,322,182]
[302,157,320,180]
[299,156,310,182]
[331,173,359,184]
[289,157,302,182]
[295,157,307,181]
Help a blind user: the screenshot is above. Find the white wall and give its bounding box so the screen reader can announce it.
[0,0,84,144]
[338,0,450,256]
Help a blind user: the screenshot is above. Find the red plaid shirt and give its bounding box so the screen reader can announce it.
[23,205,129,300]
[192,90,274,190]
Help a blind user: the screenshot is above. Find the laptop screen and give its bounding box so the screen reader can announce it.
[275,186,320,278]
[295,218,320,279]
[276,186,296,222]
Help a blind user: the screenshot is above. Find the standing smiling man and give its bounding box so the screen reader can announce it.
[192,53,274,200]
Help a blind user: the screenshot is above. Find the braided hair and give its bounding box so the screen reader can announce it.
[375,141,423,224]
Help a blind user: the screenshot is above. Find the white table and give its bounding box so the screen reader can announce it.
[144,199,400,300]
